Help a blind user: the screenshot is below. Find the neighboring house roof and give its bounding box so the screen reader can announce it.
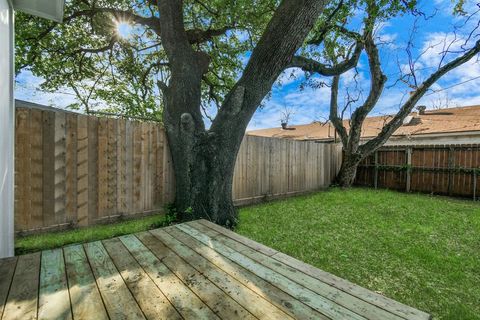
[247,105,480,141]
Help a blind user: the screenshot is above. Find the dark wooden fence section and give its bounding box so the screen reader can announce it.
[355,144,480,199]
[14,102,342,234]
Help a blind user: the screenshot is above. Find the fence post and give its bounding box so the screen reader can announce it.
[374,151,378,189]
[406,147,412,192]
[447,146,454,196]
[474,170,477,201]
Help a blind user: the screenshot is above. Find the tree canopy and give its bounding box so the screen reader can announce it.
[16,0,427,120]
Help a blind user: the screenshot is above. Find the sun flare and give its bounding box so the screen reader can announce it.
[115,20,132,38]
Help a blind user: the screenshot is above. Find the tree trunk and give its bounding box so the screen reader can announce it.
[157,0,330,227]
[166,122,240,227]
[337,152,363,187]
[162,67,243,227]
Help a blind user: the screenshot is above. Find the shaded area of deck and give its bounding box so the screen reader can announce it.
[0,219,430,319]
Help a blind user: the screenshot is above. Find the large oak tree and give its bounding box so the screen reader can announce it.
[18,0,346,226]
[18,0,456,224]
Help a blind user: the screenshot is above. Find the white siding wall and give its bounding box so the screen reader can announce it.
[0,0,14,258]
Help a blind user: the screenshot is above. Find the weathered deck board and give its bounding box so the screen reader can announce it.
[136,231,258,320]
[102,238,182,320]
[83,241,145,320]
[160,227,327,320]
[118,234,219,319]
[198,219,431,320]
[38,249,72,320]
[0,257,17,318]
[176,223,366,320]
[0,220,431,320]
[143,229,291,320]
[190,221,402,320]
[63,244,108,320]
[3,253,41,320]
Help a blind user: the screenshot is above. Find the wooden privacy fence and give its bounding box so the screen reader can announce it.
[15,106,175,235]
[355,144,480,199]
[14,102,342,234]
[233,135,342,206]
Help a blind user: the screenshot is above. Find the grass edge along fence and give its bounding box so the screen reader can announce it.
[14,100,342,234]
[355,144,480,200]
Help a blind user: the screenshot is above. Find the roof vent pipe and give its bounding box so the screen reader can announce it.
[417,105,427,115]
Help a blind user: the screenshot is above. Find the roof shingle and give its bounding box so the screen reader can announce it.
[247,105,480,141]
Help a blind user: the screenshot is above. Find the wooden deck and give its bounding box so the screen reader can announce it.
[0,219,431,320]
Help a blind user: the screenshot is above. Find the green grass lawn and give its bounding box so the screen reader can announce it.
[236,188,480,320]
[15,214,166,255]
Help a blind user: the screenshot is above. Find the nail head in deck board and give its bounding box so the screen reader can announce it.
[102,238,182,320]
[144,230,296,320]
[160,227,326,320]
[2,253,41,320]
[63,245,108,320]
[135,231,257,320]
[191,221,402,320]
[118,234,220,320]
[38,249,72,320]
[0,257,18,318]
[177,223,367,320]
[198,219,430,320]
[83,241,146,320]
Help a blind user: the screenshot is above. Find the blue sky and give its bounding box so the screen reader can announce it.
[15,0,480,130]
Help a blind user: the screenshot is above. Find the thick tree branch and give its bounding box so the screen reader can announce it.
[74,36,117,54]
[360,39,480,154]
[214,0,328,128]
[287,41,363,76]
[187,26,233,44]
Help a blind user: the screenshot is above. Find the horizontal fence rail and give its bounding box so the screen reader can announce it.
[355,144,480,200]
[14,102,342,234]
